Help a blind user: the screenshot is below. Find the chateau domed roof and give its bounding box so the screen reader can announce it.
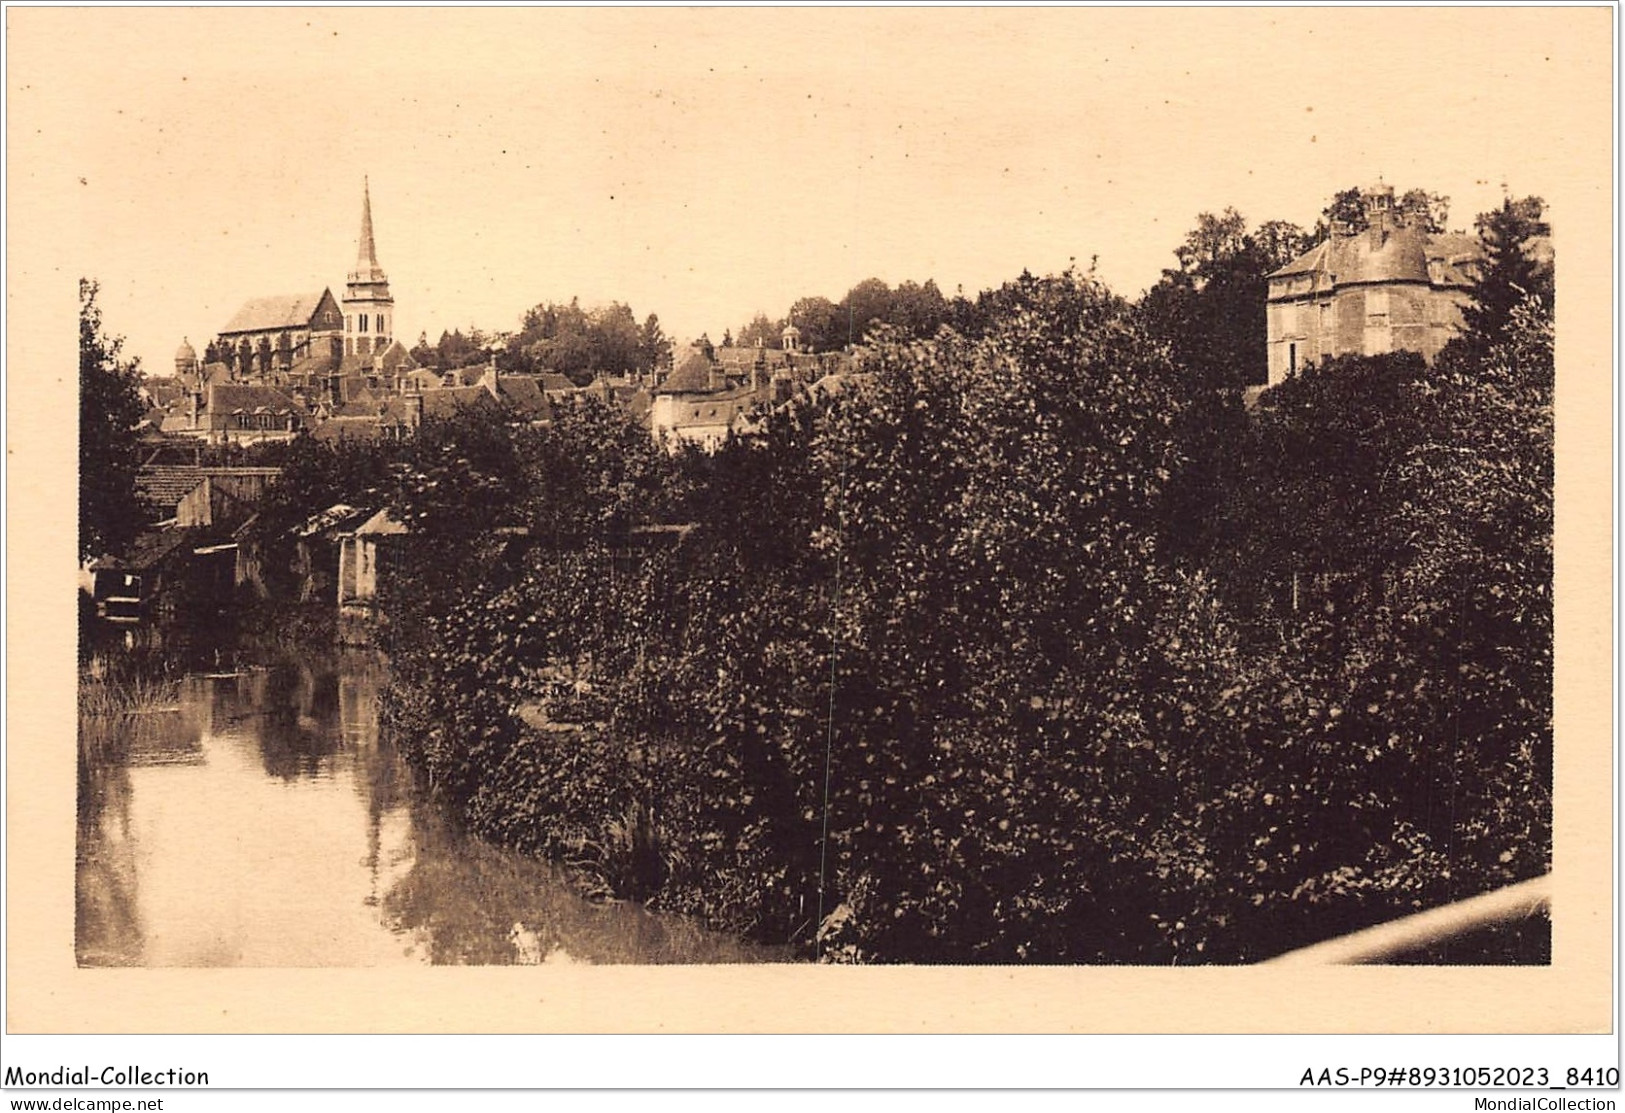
[175,338,197,362]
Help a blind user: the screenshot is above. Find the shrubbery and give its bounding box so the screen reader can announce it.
[373,269,1552,964]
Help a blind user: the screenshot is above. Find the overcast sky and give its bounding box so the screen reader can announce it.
[11,7,1606,375]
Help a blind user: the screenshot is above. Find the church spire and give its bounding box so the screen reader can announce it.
[343,176,394,360]
[351,176,385,284]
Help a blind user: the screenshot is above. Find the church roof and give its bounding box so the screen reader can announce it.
[219,292,332,335]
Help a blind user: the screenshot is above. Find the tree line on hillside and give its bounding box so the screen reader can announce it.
[407,301,673,386]
[78,188,1554,963]
[729,277,961,353]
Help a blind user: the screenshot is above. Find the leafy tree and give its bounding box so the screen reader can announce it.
[736,313,783,350]
[787,296,844,353]
[1138,208,1312,390]
[409,331,437,369]
[1322,187,1367,232]
[79,279,147,560]
[1399,188,1450,234]
[1176,312,1552,960]
[886,279,947,339]
[839,277,894,344]
[506,299,666,383]
[371,252,1554,965]
[640,313,673,374]
[1459,195,1552,354]
[1398,292,1553,902]
[807,272,1199,960]
[589,302,643,378]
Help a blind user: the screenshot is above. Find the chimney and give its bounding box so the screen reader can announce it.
[1362,181,1395,247]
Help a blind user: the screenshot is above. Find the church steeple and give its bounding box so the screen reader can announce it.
[350,176,386,285]
[343,177,394,360]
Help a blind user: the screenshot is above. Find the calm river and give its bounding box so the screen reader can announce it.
[76,648,787,967]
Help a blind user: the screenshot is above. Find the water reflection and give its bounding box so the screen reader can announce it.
[76,649,786,967]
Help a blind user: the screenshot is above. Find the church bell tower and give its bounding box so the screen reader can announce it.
[343,178,394,360]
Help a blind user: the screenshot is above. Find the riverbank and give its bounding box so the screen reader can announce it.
[76,637,789,966]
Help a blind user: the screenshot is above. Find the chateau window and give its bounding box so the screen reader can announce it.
[346,316,352,332]
[1289,343,1298,376]
[360,314,370,333]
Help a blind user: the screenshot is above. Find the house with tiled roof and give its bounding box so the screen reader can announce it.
[650,351,770,452]
[419,383,504,422]
[1265,183,1490,386]
[86,527,199,623]
[161,382,308,445]
[495,374,552,424]
[310,414,389,445]
[135,465,281,522]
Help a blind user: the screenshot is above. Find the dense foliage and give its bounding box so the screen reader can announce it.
[1459,196,1553,356]
[406,301,672,385]
[79,280,148,561]
[738,276,956,353]
[361,224,1551,963]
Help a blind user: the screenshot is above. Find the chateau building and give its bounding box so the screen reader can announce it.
[1264,184,1484,386]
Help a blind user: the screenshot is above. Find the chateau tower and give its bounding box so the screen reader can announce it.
[343,178,394,359]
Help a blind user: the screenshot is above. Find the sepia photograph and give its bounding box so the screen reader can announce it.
[5,2,1616,1079]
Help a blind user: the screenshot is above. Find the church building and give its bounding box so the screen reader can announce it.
[203,180,410,395]
[211,290,345,381]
